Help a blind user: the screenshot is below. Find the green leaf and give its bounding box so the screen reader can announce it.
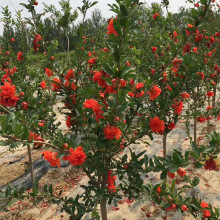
[194,162,204,169]
[102,64,114,76]
[160,170,167,180]
[200,0,207,6]
[191,142,200,157]
[192,177,200,186]
[144,155,148,168]
[49,184,53,195]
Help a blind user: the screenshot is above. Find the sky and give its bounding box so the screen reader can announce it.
[0,0,189,35]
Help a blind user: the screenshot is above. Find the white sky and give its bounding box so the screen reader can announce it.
[0,0,190,35]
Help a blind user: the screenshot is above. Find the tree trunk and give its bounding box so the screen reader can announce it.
[207,97,210,134]
[212,86,216,108]
[27,145,35,202]
[163,133,167,158]
[194,117,197,144]
[100,199,107,220]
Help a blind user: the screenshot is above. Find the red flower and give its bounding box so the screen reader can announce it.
[153,13,159,20]
[168,122,175,130]
[52,78,61,91]
[33,35,42,51]
[177,167,186,177]
[84,99,104,122]
[10,38,15,42]
[119,79,127,88]
[29,131,44,149]
[206,106,212,111]
[42,151,60,168]
[147,85,161,101]
[107,170,117,193]
[203,210,211,218]
[0,82,19,107]
[183,43,191,53]
[65,68,74,80]
[181,205,188,211]
[107,19,118,37]
[1,74,12,84]
[34,1,38,6]
[35,34,42,41]
[181,92,190,99]
[17,51,24,61]
[104,125,122,140]
[128,92,135,97]
[204,158,218,171]
[40,81,46,89]
[93,71,107,88]
[45,68,53,77]
[22,102,28,110]
[156,186,161,194]
[206,91,214,97]
[66,115,72,128]
[63,146,87,166]
[168,171,175,179]
[151,47,158,53]
[165,203,176,211]
[171,101,183,115]
[38,120,45,127]
[197,116,206,123]
[192,47,198,53]
[135,82,144,89]
[201,201,209,208]
[149,117,165,133]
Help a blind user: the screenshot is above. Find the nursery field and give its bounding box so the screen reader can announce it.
[0,0,220,219]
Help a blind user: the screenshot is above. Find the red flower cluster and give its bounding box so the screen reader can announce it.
[204,158,218,171]
[40,81,46,89]
[171,101,183,115]
[149,117,165,133]
[107,19,118,37]
[177,167,186,177]
[107,170,117,192]
[206,91,214,97]
[29,131,44,149]
[63,146,87,166]
[197,116,206,123]
[45,68,53,77]
[17,51,24,61]
[151,47,157,53]
[104,125,122,139]
[168,122,175,130]
[0,82,19,107]
[66,115,72,128]
[42,151,61,168]
[181,92,190,99]
[33,34,42,51]
[84,99,104,122]
[147,85,161,101]
[153,13,159,20]
[166,203,176,212]
[52,78,61,91]
[128,82,145,98]
[22,102,28,110]
[201,201,211,218]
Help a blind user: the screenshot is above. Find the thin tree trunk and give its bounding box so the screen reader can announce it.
[207,97,210,134]
[27,145,35,186]
[27,145,35,202]
[212,86,216,108]
[194,117,197,144]
[163,132,167,158]
[100,199,107,220]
